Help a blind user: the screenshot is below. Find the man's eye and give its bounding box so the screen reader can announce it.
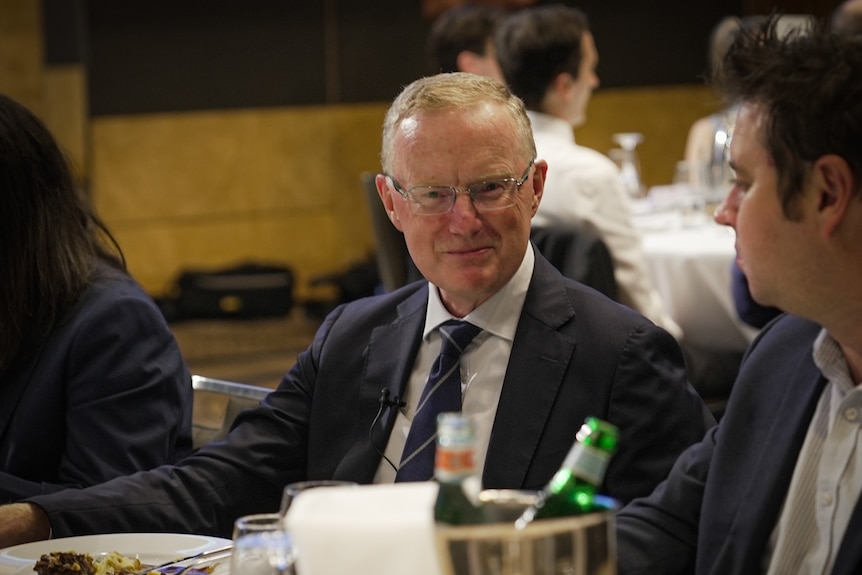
[730,179,749,194]
[418,188,450,200]
[473,181,504,195]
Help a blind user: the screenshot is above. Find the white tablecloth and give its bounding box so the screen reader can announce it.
[633,204,758,354]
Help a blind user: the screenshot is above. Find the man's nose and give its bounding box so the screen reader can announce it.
[714,189,738,228]
[447,193,483,229]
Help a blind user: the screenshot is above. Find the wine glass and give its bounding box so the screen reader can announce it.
[612,132,646,199]
[279,480,358,518]
[230,513,297,575]
[673,160,708,224]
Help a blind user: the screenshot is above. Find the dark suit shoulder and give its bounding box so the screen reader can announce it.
[549,269,660,342]
[746,313,819,353]
[69,268,162,323]
[318,281,427,336]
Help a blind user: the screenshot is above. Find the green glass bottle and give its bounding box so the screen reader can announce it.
[433,412,484,525]
[515,417,619,529]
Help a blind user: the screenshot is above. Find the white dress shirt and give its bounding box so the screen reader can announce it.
[527,111,682,339]
[765,329,862,574]
[373,245,534,483]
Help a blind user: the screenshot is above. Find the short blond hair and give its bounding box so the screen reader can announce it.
[380,72,536,173]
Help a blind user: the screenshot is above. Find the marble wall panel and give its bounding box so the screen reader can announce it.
[92,104,387,300]
[0,0,41,110]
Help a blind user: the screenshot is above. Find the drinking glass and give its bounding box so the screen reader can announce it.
[673,160,707,223]
[231,512,297,575]
[612,132,646,199]
[279,480,358,517]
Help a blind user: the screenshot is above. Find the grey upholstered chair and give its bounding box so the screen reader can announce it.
[360,172,423,292]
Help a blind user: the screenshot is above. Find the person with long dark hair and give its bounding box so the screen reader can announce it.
[0,93,193,500]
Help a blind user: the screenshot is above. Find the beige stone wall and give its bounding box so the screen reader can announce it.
[0,0,41,110]
[90,104,386,301]
[578,85,723,186]
[0,1,88,184]
[41,65,88,182]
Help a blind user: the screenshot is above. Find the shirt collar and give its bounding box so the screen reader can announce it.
[526,110,576,144]
[424,244,535,342]
[813,328,859,392]
[813,328,862,430]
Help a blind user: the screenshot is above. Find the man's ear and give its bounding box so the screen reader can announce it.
[456,50,482,75]
[812,154,855,237]
[375,174,404,232]
[529,160,548,216]
[550,72,572,97]
[540,72,573,116]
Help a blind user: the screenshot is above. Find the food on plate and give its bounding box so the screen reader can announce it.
[33,551,95,575]
[33,551,217,575]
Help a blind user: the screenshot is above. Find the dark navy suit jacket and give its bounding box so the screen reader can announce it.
[0,269,193,500]
[30,251,712,538]
[617,314,862,574]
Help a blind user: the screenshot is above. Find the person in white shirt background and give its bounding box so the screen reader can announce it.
[494,4,682,339]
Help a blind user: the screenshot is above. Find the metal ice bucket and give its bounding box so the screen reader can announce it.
[435,491,617,575]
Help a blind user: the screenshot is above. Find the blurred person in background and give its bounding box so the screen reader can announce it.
[427,3,505,81]
[683,15,746,183]
[617,17,862,574]
[495,4,682,339]
[731,262,781,328]
[684,14,810,181]
[832,0,862,35]
[0,93,193,501]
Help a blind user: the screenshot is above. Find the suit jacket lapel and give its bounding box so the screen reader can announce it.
[483,253,577,488]
[365,292,427,433]
[334,288,427,482]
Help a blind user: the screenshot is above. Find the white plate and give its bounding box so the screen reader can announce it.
[0,533,231,575]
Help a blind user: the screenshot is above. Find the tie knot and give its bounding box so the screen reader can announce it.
[439,320,482,358]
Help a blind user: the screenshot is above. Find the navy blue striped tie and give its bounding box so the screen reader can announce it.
[395,320,482,482]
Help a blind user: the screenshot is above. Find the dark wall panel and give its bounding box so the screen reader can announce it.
[547,0,744,87]
[85,0,327,116]
[43,0,85,65]
[336,0,432,104]
[75,0,760,116]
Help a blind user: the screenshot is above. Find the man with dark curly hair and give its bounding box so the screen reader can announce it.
[617,16,862,575]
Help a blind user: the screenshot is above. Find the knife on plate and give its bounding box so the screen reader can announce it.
[134,544,232,574]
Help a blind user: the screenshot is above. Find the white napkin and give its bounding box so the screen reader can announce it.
[285,482,441,575]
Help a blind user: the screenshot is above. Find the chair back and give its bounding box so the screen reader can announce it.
[191,375,271,448]
[530,222,618,301]
[361,172,423,291]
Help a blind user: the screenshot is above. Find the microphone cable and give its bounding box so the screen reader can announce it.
[368,388,405,472]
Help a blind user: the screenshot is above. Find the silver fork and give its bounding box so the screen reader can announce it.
[135,544,232,575]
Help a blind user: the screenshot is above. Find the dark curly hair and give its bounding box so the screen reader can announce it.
[714,15,862,219]
[0,93,125,372]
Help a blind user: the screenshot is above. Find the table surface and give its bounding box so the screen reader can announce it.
[633,196,759,354]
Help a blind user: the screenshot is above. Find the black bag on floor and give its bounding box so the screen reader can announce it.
[161,262,294,322]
